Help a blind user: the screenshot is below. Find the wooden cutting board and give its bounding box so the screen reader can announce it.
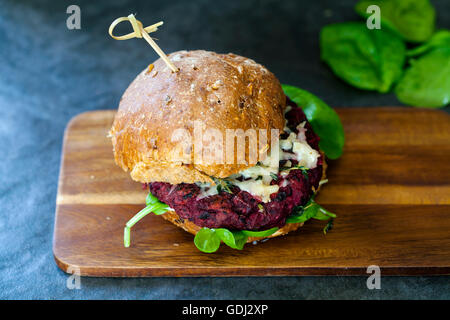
[53,108,450,277]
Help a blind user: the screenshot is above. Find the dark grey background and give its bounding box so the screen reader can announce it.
[0,0,448,299]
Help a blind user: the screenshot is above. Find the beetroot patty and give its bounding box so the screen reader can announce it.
[149,99,323,231]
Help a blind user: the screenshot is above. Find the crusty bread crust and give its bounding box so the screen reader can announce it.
[159,156,327,243]
[110,50,286,185]
[160,209,305,243]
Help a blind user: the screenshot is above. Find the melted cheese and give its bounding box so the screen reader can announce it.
[232,180,279,203]
[196,116,320,202]
[292,141,319,168]
[196,182,218,199]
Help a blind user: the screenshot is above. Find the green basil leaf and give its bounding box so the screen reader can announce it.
[355,0,435,43]
[395,48,450,108]
[407,30,450,57]
[320,22,405,93]
[242,227,279,237]
[194,228,221,253]
[282,85,345,159]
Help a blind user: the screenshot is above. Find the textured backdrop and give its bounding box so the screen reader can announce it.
[0,0,449,299]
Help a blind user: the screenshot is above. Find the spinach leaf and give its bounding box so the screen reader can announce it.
[313,206,337,221]
[145,192,159,206]
[285,201,319,224]
[395,48,450,108]
[193,200,337,252]
[242,227,279,237]
[282,85,345,159]
[355,0,435,43]
[215,228,247,250]
[194,228,221,253]
[320,22,405,93]
[286,200,336,224]
[125,192,170,247]
[407,30,450,57]
[194,228,248,253]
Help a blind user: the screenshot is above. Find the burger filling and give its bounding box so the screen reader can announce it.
[148,99,323,231]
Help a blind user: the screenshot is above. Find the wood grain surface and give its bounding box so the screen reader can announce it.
[53,108,450,277]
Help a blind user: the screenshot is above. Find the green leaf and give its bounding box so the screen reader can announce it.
[395,48,450,108]
[124,192,170,247]
[320,22,406,93]
[231,231,248,249]
[193,228,248,252]
[407,30,450,57]
[286,201,319,224]
[313,206,337,221]
[125,203,164,228]
[215,229,247,250]
[270,172,278,181]
[146,192,159,206]
[194,228,221,253]
[212,177,233,194]
[242,227,279,237]
[355,0,435,43]
[152,204,171,215]
[282,85,345,159]
[286,200,336,224]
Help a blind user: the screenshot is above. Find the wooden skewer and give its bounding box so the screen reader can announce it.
[109,14,178,72]
[139,24,178,72]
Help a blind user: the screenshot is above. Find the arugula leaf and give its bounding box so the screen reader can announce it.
[320,22,406,93]
[282,85,345,159]
[355,0,435,43]
[395,48,450,108]
[242,227,279,237]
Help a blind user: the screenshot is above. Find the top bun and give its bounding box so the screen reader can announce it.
[110,50,286,184]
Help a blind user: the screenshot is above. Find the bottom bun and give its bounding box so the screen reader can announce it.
[160,210,304,243]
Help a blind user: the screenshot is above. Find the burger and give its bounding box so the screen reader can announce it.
[109,50,342,253]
